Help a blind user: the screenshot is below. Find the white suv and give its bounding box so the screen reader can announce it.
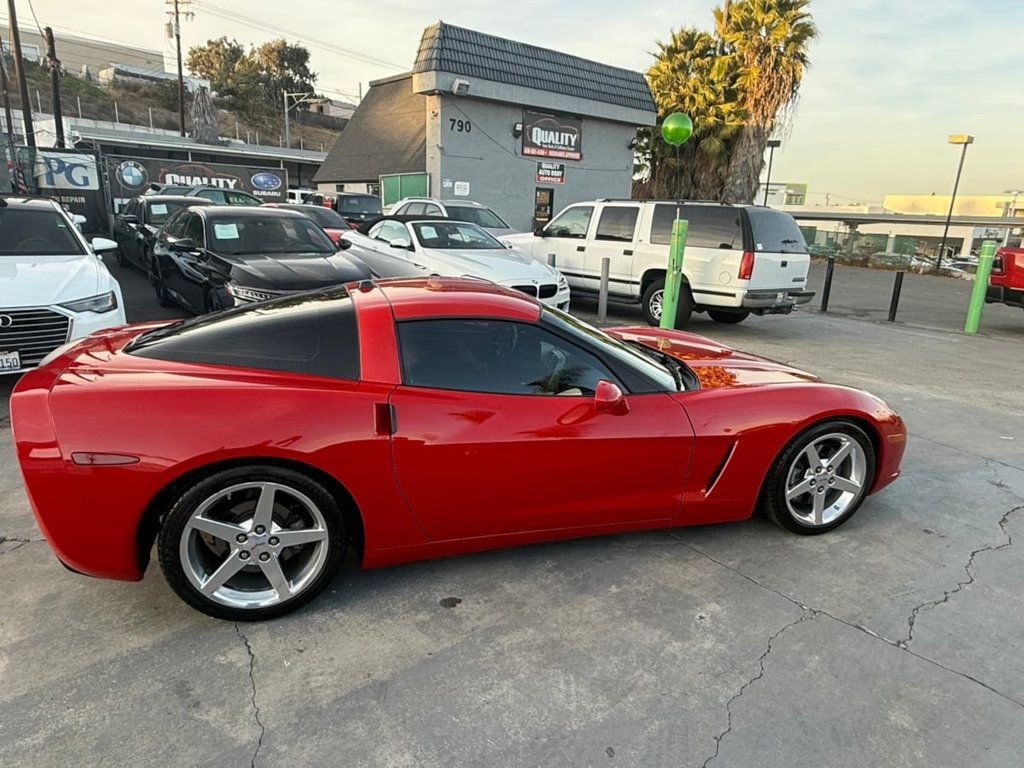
[0,197,125,374]
[507,200,814,325]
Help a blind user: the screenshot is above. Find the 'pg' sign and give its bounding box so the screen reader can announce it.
[34,152,99,190]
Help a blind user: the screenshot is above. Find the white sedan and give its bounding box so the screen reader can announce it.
[0,197,126,374]
[344,217,570,310]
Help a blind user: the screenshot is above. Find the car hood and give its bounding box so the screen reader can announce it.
[0,254,108,307]
[417,246,558,283]
[607,327,820,389]
[217,251,370,290]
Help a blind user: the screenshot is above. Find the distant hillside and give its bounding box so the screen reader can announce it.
[4,58,345,153]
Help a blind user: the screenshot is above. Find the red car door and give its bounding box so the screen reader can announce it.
[387,318,694,540]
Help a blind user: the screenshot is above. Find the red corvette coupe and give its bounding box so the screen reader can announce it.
[11,278,905,620]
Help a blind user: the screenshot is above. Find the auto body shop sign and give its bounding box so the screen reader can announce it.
[106,156,289,203]
[522,110,582,161]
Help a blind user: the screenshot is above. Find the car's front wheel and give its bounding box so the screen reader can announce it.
[157,466,347,620]
[708,309,750,324]
[762,420,875,534]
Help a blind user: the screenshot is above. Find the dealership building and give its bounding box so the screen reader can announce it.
[314,22,657,231]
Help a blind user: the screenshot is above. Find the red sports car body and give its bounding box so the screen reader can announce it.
[11,278,905,619]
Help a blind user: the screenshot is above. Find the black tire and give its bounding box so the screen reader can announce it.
[157,465,348,621]
[762,420,876,535]
[204,287,226,314]
[708,309,750,324]
[115,244,127,268]
[153,270,175,308]
[641,278,694,328]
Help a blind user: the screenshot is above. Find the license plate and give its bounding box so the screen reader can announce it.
[0,350,21,372]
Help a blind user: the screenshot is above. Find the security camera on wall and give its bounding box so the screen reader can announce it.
[452,79,470,95]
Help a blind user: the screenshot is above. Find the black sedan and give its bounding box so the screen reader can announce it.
[151,206,423,314]
[112,196,216,276]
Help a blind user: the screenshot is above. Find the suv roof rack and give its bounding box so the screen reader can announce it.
[595,198,738,206]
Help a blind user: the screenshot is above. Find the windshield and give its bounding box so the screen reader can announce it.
[146,200,194,225]
[337,195,381,215]
[542,307,679,391]
[412,220,504,250]
[745,208,809,254]
[292,205,348,229]
[445,205,509,229]
[0,208,86,256]
[206,215,336,256]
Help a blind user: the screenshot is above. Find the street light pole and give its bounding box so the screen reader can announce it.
[762,138,781,206]
[283,91,290,148]
[283,91,326,150]
[1003,188,1023,247]
[935,134,974,273]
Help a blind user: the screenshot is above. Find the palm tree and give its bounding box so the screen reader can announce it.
[720,0,817,202]
[635,28,745,201]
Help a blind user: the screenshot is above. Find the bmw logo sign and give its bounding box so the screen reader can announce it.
[251,172,282,191]
[117,160,148,189]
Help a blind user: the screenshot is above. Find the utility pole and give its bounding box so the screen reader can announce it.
[0,34,15,140]
[43,28,64,147]
[166,0,192,137]
[6,0,35,147]
[283,90,289,149]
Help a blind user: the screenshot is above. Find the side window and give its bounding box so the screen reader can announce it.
[375,221,409,244]
[423,204,443,216]
[650,204,742,249]
[162,210,187,239]
[196,189,226,204]
[594,206,639,242]
[183,214,205,245]
[545,206,593,239]
[404,203,426,215]
[226,191,258,205]
[397,319,620,396]
[367,221,384,239]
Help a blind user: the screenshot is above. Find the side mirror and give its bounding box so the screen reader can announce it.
[170,238,198,252]
[501,239,514,249]
[534,224,547,237]
[594,380,629,415]
[389,238,412,251]
[120,214,139,225]
[90,237,119,254]
[337,237,353,250]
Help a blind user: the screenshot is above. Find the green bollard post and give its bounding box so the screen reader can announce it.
[964,239,997,334]
[659,218,688,329]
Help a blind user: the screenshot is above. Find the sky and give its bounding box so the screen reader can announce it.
[4,0,1022,204]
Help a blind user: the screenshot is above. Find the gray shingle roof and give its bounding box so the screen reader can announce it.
[413,22,655,114]
[313,75,426,183]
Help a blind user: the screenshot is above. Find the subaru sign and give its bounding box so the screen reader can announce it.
[251,172,283,191]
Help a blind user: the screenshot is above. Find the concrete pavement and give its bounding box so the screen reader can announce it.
[1,264,1022,767]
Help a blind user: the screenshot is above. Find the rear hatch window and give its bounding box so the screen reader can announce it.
[745,208,809,254]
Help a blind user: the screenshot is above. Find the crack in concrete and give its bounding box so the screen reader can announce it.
[702,609,818,767]
[672,534,1024,711]
[910,433,1024,475]
[234,624,265,768]
[900,505,1022,648]
[0,535,45,555]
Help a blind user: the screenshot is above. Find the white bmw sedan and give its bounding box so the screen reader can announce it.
[344,217,570,310]
[0,197,126,375]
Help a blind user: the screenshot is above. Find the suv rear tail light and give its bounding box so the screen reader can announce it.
[991,254,1004,275]
[739,250,755,280]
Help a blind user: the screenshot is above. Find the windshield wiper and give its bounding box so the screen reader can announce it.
[626,339,685,391]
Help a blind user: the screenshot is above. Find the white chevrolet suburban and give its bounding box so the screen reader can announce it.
[507,200,814,326]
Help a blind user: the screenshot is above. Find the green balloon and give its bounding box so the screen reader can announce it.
[661,113,693,146]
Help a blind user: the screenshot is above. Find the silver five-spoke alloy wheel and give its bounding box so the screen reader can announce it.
[784,432,867,527]
[179,481,330,610]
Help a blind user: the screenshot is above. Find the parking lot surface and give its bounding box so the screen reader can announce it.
[2,261,1023,767]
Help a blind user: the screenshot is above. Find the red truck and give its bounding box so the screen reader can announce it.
[987,247,1024,309]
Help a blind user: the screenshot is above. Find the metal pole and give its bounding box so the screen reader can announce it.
[659,218,689,329]
[887,271,904,322]
[149,107,153,129]
[76,95,81,118]
[820,257,835,312]
[763,145,775,206]
[43,28,64,148]
[964,240,997,334]
[283,91,290,148]
[171,0,186,136]
[6,0,35,147]
[935,142,969,273]
[597,256,610,322]
[0,35,15,139]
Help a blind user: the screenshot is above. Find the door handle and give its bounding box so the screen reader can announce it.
[576,245,585,252]
[623,249,633,256]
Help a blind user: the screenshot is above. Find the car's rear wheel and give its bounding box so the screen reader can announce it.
[152,265,176,307]
[642,278,694,328]
[115,243,127,268]
[157,466,347,621]
[708,309,750,324]
[762,420,875,535]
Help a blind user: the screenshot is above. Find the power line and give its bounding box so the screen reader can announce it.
[193,0,405,71]
[25,0,44,38]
